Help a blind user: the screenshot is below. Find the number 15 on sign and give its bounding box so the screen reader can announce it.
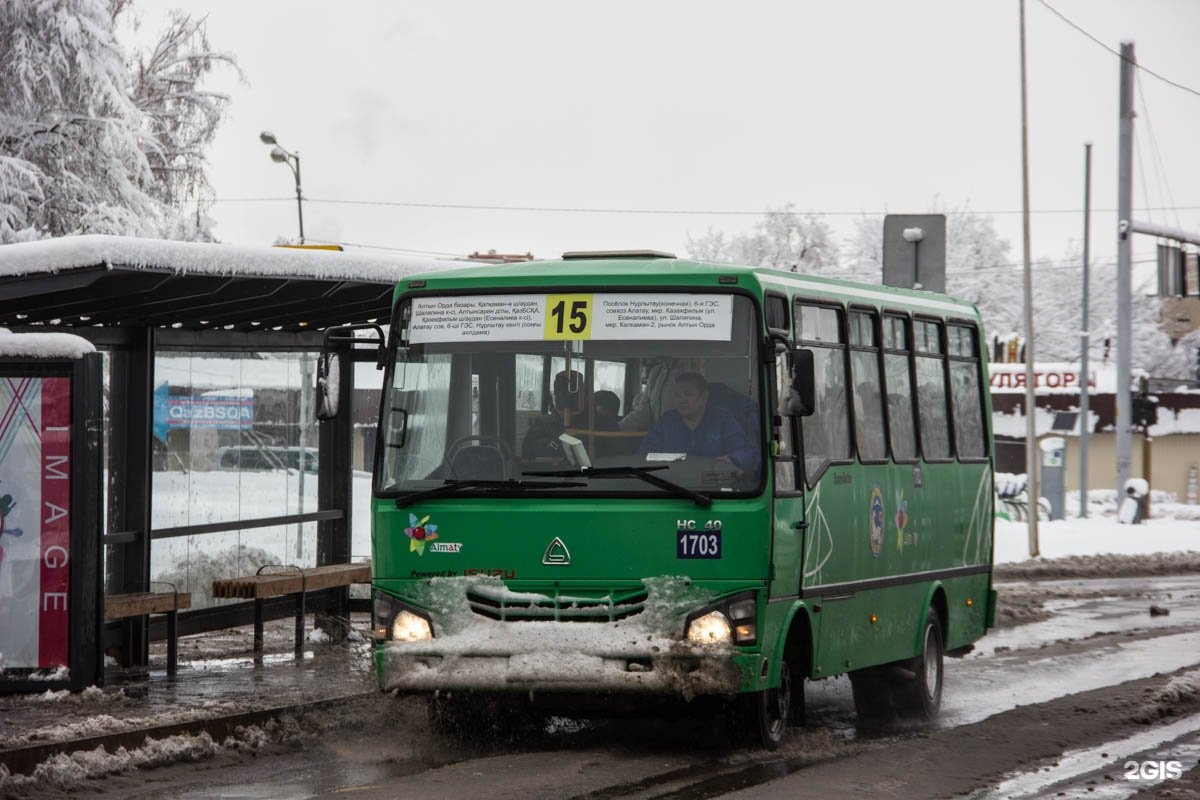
[545,295,593,340]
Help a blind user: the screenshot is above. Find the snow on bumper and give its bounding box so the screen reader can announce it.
[378,626,743,697]
[377,575,746,697]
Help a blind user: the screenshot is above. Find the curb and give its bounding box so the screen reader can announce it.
[0,690,373,778]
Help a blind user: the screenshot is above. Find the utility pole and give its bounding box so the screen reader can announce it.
[1116,42,1135,498]
[1079,143,1092,518]
[1019,0,1039,555]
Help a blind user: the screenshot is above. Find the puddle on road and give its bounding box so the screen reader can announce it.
[969,713,1200,799]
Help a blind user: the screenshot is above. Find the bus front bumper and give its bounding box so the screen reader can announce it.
[377,636,747,698]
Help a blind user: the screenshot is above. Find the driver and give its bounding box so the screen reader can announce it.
[521,370,583,462]
[636,372,758,472]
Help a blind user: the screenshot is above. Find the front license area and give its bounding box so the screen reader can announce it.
[677,530,721,559]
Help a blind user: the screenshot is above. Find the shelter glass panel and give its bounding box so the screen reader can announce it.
[150,351,319,593]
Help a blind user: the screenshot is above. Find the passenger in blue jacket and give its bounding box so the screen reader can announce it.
[637,372,758,474]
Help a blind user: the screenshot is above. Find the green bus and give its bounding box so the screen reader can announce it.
[323,250,996,748]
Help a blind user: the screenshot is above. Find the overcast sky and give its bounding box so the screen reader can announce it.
[136,1,1200,275]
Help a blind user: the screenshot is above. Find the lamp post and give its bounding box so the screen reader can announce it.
[902,226,925,290]
[259,130,304,244]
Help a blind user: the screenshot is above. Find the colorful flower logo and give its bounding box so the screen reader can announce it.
[894,490,909,550]
[404,513,439,556]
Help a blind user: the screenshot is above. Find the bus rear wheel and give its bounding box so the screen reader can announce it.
[894,607,944,720]
[733,660,791,749]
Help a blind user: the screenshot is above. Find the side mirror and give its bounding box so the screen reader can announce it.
[785,349,815,417]
[314,323,387,422]
[315,351,341,421]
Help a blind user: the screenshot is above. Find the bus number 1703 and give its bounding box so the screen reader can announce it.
[677,530,722,559]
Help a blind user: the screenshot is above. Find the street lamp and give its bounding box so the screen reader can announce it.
[902,226,925,290]
[259,130,304,244]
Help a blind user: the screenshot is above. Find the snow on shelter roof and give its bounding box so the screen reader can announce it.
[0,327,94,359]
[0,235,464,332]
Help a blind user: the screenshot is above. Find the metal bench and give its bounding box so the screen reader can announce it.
[211,563,371,659]
[104,587,192,676]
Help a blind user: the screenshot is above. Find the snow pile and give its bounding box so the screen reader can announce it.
[995,514,1199,566]
[0,700,245,749]
[1134,669,1200,722]
[0,716,301,794]
[0,328,95,359]
[0,733,222,793]
[21,686,127,706]
[6,665,72,683]
[994,472,1027,498]
[995,551,1200,580]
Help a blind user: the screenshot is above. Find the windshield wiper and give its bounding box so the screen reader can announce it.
[395,478,586,508]
[522,465,713,508]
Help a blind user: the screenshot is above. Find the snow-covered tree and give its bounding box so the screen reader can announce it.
[687,204,838,273]
[121,7,239,241]
[0,0,235,243]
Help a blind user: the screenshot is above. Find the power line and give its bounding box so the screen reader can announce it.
[212,195,1200,218]
[1036,0,1200,99]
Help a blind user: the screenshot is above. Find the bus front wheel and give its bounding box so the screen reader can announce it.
[733,660,792,749]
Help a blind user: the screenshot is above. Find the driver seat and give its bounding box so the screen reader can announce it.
[447,445,506,480]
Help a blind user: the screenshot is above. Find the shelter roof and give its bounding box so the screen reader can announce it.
[0,235,460,332]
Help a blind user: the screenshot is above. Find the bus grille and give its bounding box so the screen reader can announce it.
[466,587,648,623]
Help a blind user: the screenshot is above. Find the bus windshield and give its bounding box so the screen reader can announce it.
[376,292,763,499]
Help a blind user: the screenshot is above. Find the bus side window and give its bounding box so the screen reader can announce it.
[796,302,850,483]
[949,324,987,459]
[849,310,886,462]
[883,313,917,461]
[914,318,951,460]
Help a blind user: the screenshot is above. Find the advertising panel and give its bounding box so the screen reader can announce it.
[0,376,71,670]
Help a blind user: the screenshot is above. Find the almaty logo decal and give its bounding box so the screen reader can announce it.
[404,513,439,556]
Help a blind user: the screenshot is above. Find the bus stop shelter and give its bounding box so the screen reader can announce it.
[0,235,457,680]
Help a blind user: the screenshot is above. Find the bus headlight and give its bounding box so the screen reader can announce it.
[374,591,433,642]
[391,610,433,642]
[684,592,758,646]
[686,610,732,645]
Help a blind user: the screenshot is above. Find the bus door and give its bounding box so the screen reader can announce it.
[794,303,860,676]
[769,348,805,602]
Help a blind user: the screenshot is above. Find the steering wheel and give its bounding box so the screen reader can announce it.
[443,435,517,479]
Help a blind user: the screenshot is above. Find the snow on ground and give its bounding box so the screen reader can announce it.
[995,489,1200,565]
[1135,668,1200,722]
[0,721,298,795]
